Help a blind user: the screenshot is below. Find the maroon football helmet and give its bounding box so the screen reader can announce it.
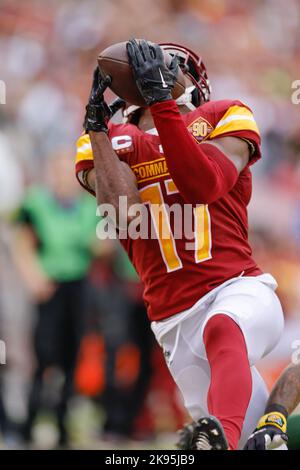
[122,41,211,121]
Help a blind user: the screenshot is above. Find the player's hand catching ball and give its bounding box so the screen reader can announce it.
[126,39,179,106]
[84,67,124,133]
[244,410,288,450]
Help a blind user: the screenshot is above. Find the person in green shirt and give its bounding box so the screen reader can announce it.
[13,151,98,447]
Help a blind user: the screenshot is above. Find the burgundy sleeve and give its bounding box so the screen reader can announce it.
[150,100,239,205]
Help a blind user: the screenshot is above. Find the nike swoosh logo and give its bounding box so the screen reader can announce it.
[158,68,168,88]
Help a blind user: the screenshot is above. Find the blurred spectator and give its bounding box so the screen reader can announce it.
[0,311,7,438]
[0,122,24,215]
[271,134,300,200]
[0,381,7,437]
[12,150,98,447]
[87,247,154,441]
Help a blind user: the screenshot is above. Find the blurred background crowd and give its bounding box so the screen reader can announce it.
[0,0,300,449]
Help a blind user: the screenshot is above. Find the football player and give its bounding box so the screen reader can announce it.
[75,39,284,450]
[244,362,300,450]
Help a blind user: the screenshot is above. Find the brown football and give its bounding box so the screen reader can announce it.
[98,41,186,107]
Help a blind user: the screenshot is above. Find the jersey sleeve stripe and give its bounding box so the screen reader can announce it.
[208,104,260,139]
[76,134,93,164]
[77,142,92,153]
[215,114,256,129]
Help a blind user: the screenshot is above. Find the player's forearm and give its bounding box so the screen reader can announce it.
[266,364,300,415]
[150,100,238,204]
[89,131,141,225]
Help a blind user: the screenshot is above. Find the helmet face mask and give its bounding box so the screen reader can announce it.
[122,42,211,122]
[159,42,211,107]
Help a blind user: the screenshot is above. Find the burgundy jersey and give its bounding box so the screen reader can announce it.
[76,99,262,321]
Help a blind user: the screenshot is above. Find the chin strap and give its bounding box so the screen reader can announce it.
[122,86,196,122]
[123,104,140,121]
[175,85,196,110]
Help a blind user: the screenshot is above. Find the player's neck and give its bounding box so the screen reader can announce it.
[137,109,154,132]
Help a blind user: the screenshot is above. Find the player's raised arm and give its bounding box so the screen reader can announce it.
[79,67,141,226]
[245,363,300,450]
[126,39,249,205]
